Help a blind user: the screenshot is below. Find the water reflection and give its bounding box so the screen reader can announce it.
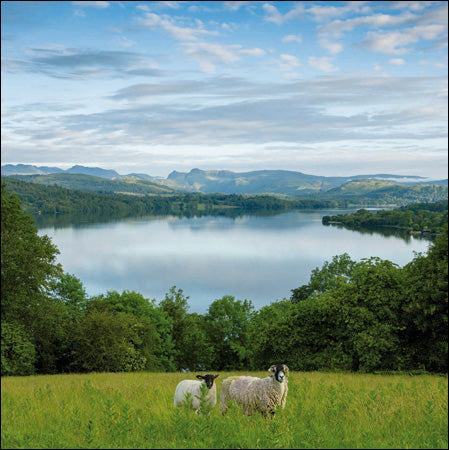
[32,208,284,230]
[37,210,431,313]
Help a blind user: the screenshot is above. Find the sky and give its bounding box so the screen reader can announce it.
[1,1,448,179]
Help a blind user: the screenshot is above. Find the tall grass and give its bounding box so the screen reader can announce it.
[1,371,447,449]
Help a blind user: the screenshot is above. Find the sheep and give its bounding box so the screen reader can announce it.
[174,374,219,413]
[219,364,289,417]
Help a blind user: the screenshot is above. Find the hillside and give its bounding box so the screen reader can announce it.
[6,173,178,195]
[2,176,338,219]
[321,179,448,205]
[166,168,427,196]
[1,164,64,176]
[2,165,446,204]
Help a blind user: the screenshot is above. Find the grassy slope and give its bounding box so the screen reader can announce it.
[2,371,447,449]
[7,173,178,195]
[322,180,448,205]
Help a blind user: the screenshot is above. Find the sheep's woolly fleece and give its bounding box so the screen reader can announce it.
[174,375,218,412]
[220,366,288,416]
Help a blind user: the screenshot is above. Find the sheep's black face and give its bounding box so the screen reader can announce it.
[197,374,219,389]
[269,364,289,383]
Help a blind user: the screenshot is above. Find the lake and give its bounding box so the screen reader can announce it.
[36,209,431,313]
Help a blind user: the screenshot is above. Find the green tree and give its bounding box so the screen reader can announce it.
[204,296,254,370]
[50,272,88,320]
[291,253,357,302]
[87,290,176,371]
[285,292,352,371]
[181,313,214,371]
[403,223,448,371]
[71,309,148,372]
[248,299,297,370]
[288,255,406,372]
[159,286,190,370]
[1,321,36,376]
[324,257,405,372]
[1,182,62,324]
[1,182,66,374]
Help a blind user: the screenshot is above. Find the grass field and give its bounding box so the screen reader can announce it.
[1,371,447,449]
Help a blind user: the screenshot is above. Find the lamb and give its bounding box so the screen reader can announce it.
[219,364,289,417]
[174,374,219,413]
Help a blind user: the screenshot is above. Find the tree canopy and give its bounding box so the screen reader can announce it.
[1,181,447,375]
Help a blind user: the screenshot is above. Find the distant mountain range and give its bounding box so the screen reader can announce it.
[166,168,446,196]
[1,164,121,179]
[1,164,447,200]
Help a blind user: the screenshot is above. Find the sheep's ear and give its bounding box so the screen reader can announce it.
[214,374,219,378]
[268,365,276,373]
[196,375,203,380]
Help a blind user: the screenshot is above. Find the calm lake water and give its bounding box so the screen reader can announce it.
[37,209,431,313]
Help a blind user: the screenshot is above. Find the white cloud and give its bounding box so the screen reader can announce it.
[182,42,265,73]
[282,34,302,43]
[154,1,182,9]
[239,48,266,57]
[263,2,304,25]
[279,54,300,70]
[389,58,405,65]
[140,12,217,42]
[307,2,371,22]
[223,1,252,11]
[71,1,110,7]
[361,24,447,54]
[308,56,339,73]
[319,38,343,55]
[73,9,86,17]
[320,12,417,35]
[389,1,434,12]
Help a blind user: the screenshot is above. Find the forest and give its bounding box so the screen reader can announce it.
[322,200,448,234]
[1,182,447,376]
[1,176,337,219]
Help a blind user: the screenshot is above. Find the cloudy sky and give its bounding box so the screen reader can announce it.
[2,1,448,179]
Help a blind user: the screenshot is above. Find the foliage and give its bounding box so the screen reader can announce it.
[1,179,447,375]
[49,273,88,319]
[286,229,448,373]
[323,200,448,234]
[1,321,36,376]
[321,180,448,205]
[402,222,448,372]
[2,176,336,220]
[86,291,177,372]
[248,299,298,370]
[159,287,213,371]
[204,296,254,370]
[1,182,62,324]
[291,253,357,302]
[71,309,148,372]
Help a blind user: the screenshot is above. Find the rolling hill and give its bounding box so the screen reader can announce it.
[2,164,446,204]
[166,168,430,196]
[6,173,178,195]
[321,179,448,205]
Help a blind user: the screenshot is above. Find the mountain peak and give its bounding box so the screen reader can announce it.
[65,165,120,179]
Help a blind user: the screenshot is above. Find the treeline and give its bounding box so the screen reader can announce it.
[320,182,448,206]
[1,177,337,218]
[2,183,447,376]
[322,200,448,234]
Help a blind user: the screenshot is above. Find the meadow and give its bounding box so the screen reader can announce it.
[1,371,447,449]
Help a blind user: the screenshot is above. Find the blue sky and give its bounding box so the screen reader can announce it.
[2,1,448,179]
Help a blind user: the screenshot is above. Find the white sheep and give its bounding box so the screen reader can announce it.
[174,374,219,413]
[219,364,289,417]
